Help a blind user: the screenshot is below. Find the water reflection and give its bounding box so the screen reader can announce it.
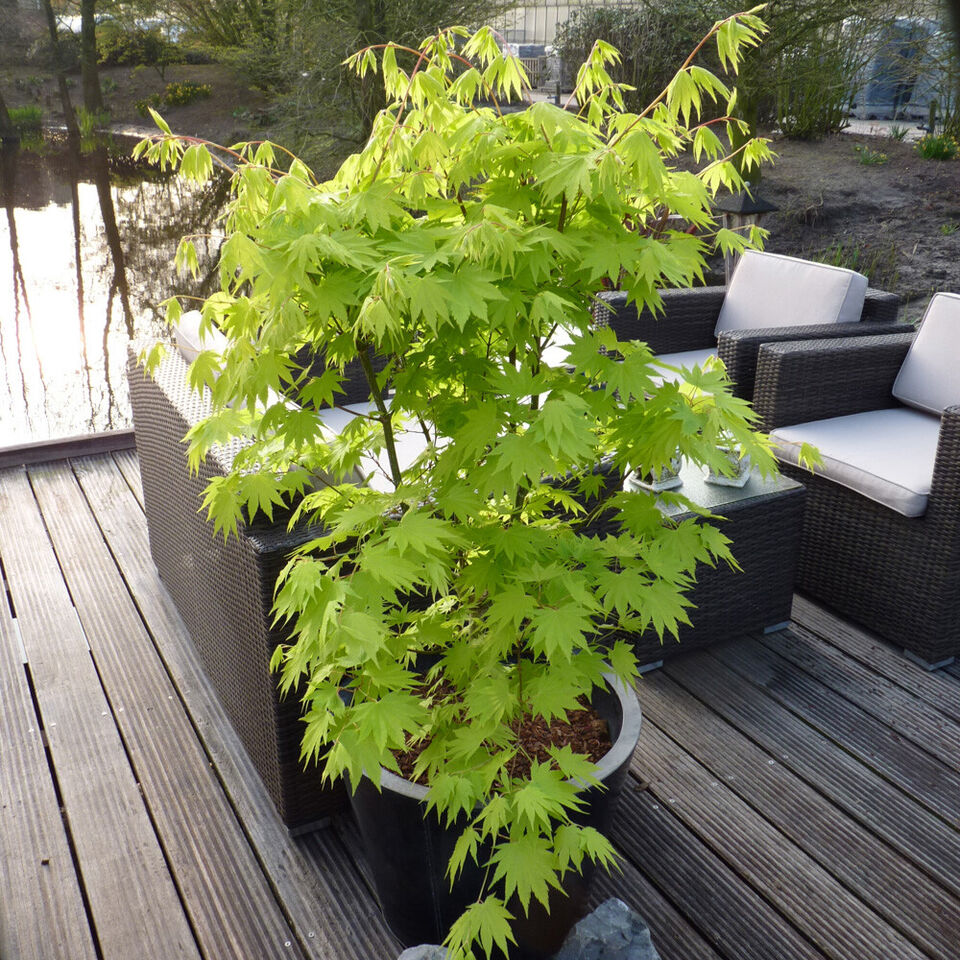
[0,137,227,447]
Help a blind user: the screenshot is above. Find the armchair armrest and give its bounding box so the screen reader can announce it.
[862,287,901,324]
[929,405,960,548]
[593,286,726,354]
[718,318,912,402]
[752,332,914,431]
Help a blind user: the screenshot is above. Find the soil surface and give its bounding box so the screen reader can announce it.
[745,132,960,321]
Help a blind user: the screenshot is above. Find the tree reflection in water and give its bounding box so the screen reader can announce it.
[0,136,228,446]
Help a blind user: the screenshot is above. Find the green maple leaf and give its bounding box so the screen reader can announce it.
[445,897,515,960]
[489,834,561,911]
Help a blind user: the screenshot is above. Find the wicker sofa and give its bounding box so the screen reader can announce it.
[127,339,351,829]
[752,292,960,668]
[593,250,903,400]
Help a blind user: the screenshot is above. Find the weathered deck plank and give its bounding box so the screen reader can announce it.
[666,648,960,898]
[791,595,960,724]
[28,459,307,960]
[71,453,400,960]
[613,785,830,960]
[633,721,930,960]
[760,625,960,769]
[112,446,144,508]
[637,667,960,960]
[714,636,960,826]
[0,585,99,960]
[3,447,957,960]
[0,466,200,960]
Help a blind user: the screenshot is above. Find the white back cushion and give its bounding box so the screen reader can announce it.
[772,408,941,518]
[715,250,868,335]
[892,292,960,415]
[174,310,229,363]
[651,348,718,385]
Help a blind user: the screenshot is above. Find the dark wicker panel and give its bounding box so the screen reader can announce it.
[752,333,914,432]
[127,344,346,828]
[593,287,726,357]
[753,334,960,663]
[593,285,901,402]
[577,462,806,665]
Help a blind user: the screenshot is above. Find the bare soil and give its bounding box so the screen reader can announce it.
[756,132,960,321]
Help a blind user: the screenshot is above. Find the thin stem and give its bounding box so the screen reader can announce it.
[357,347,403,487]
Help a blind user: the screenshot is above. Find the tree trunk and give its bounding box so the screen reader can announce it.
[0,87,16,143]
[40,0,81,139]
[80,0,104,113]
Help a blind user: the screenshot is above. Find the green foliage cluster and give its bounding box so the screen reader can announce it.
[138,15,775,958]
[136,81,212,118]
[95,21,184,71]
[162,80,212,105]
[551,1,724,112]
[853,143,888,164]
[552,0,888,145]
[915,131,960,160]
[9,105,43,132]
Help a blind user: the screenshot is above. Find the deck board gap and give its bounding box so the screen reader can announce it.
[19,654,107,960]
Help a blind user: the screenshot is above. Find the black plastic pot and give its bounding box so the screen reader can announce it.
[348,673,642,958]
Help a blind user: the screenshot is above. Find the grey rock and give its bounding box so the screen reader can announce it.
[554,898,661,960]
[397,947,447,960]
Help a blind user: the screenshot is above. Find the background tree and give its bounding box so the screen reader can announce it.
[80,0,104,111]
[41,0,81,139]
[0,88,15,142]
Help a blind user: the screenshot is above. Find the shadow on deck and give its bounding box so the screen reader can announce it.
[1,447,959,960]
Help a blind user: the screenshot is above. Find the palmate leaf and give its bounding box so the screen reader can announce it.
[489,834,562,912]
[445,897,515,960]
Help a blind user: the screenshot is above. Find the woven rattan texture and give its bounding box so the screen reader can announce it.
[575,462,805,665]
[754,334,960,662]
[127,345,345,827]
[752,333,914,433]
[593,287,725,356]
[595,286,900,401]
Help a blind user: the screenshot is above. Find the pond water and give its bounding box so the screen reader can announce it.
[0,136,227,448]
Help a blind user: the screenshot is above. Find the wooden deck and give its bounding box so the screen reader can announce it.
[2,449,959,960]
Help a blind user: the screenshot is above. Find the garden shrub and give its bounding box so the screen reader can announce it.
[915,132,959,159]
[162,81,212,106]
[96,21,186,80]
[136,82,212,118]
[552,1,723,111]
[772,23,858,139]
[9,105,43,133]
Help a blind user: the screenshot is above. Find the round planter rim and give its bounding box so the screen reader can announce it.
[369,670,642,801]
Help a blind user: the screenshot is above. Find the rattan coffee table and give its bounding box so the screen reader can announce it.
[603,462,806,669]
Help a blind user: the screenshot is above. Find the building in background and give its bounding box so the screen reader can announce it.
[498,0,634,46]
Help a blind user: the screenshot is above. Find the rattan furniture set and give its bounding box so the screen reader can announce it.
[127,253,958,830]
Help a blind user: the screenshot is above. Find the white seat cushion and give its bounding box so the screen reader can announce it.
[174,310,228,363]
[652,348,718,383]
[715,250,868,336]
[772,407,942,517]
[317,400,428,493]
[892,292,960,415]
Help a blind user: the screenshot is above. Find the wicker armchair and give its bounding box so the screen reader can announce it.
[593,251,902,400]
[752,293,960,668]
[127,340,348,829]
